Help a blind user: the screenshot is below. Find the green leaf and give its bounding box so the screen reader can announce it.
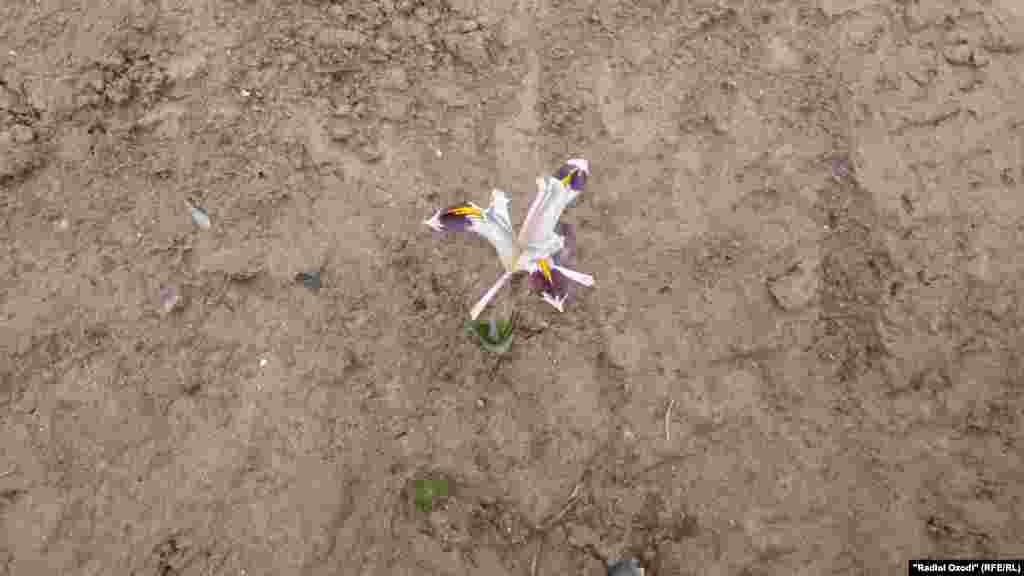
[414,479,450,513]
[465,316,515,354]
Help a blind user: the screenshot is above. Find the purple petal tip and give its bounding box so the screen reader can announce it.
[556,163,588,193]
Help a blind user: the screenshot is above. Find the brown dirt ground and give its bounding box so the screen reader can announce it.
[1,0,1023,574]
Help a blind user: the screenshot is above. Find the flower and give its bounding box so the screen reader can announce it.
[527,221,578,312]
[424,158,595,319]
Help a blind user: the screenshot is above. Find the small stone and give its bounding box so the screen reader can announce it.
[608,559,644,576]
[768,264,819,311]
[296,272,322,291]
[10,124,34,144]
[944,43,973,65]
[186,201,211,229]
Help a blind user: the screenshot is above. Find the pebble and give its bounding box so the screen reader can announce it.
[944,44,973,65]
[768,264,819,311]
[944,43,989,67]
[608,559,644,576]
[185,200,211,229]
[296,271,322,291]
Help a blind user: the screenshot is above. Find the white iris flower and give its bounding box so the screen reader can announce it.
[424,158,595,319]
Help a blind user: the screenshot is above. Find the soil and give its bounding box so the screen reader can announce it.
[1,0,1022,574]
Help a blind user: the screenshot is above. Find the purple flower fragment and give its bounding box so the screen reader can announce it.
[159,287,179,314]
[831,159,852,180]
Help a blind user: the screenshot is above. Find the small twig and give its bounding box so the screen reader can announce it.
[665,399,675,442]
[530,539,542,576]
[543,482,582,529]
[0,467,16,478]
[488,355,504,381]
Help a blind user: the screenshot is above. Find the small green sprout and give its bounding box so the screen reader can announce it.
[414,478,450,513]
[465,314,516,354]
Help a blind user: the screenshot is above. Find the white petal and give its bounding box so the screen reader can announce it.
[469,215,518,269]
[566,158,590,174]
[425,201,517,270]
[519,177,552,246]
[541,291,566,312]
[517,176,580,249]
[518,233,564,271]
[470,272,512,320]
[487,189,513,233]
[552,264,595,287]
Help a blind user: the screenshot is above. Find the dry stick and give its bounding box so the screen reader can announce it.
[665,399,675,442]
[530,539,542,576]
[543,482,582,529]
[0,467,16,478]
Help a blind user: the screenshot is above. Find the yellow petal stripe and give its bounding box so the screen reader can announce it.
[560,168,578,188]
[448,206,483,219]
[538,258,554,284]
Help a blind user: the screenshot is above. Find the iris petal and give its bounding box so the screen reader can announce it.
[436,204,481,231]
[556,162,588,193]
[529,222,578,305]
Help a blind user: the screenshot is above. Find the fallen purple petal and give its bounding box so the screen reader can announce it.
[159,287,179,313]
[831,159,851,179]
